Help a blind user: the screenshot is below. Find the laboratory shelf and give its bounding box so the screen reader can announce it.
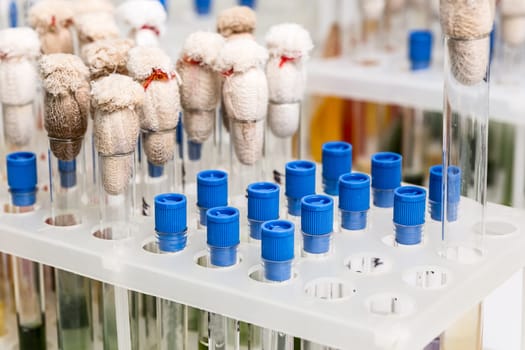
[306,55,525,124]
[1,192,525,350]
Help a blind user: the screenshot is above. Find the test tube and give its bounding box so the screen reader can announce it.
[206,207,241,350]
[6,152,46,350]
[256,220,295,350]
[393,186,426,246]
[247,182,280,242]
[196,170,228,230]
[321,141,352,196]
[155,193,188,350]
[497,0,525,84]
[301,195,334,258]
[428,165,461,223]
[371,152,402,208]
[338,173,370,233]
[356,0,386,63]
[284,160,316,226]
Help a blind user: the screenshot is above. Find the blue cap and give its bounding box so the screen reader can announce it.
[247,182,280,240]
[188,140,202,161]
[176,117,183,159]
[371,152,402,208]
[261,220,295,282]
[194,0,211,15]
[339,173,370,230]
[285,160,316,216]
[155,193,187,252]
[301,195,333,254]
[58,159,77,189]
[207,207,240,267]
[239,0,256,8]
[8,0,17,28]
[197,170,228,209]
[394,186,426,245]
[6,152,37,207]
[322,141,352,196]
[148,161,164,178]
[428,165,461,222]
[409,30,433,71]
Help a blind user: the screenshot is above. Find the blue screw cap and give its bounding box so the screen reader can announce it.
[261,220,295,282]
[371,152,402,208]
[409,30,433,71]
[394,186,426,245]
[58,159,77,188]
[301,195,333,254]
[322,141,352,196]
[197,170,228,208]
[148,161,164,178]
[428,165,461,222]
[285,160,316,216]
[247,182,280,240]
[207,207,240,267]
[194,0,212,15]
[6,152,37,207]
[155,193,187,252]
[339,173,370,230]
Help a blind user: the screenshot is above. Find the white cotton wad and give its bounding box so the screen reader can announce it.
[359,0,386,20]
[28,0,74,54]
[501,0,525,47]
[177,31,224,143]
[265,23,313,138]
[216,39,268,165]
[75,12,120,49]
[0,27,40,147]
[81,38,134,80]
[92,74,144,195]
[127,46,180,166]
[217,6,256,39]
[440,0,495,85]
[117,0,166,47]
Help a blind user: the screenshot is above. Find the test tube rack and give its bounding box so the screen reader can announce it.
[0,186,524,350]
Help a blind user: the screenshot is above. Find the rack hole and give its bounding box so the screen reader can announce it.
[194,251,241,269]
[345,254,389,275]
[367,294,414,316]
[248,265,297,283]
[477,220,518,237]
[142,240,161,254]
[45,214,80,227]
[403,266,449,289]
[304,278,356,301]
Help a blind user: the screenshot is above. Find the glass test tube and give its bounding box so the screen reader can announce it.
[393,186,427,246]
[356,0,386,64]
[155,193,188,350]
[5,152,46,350]
[206,207,241,350]
[246,182,280,242]
[256,220,295,350]
[284,160,316,234]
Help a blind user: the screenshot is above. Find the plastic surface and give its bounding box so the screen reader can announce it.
[322,142,352,196]
[371,152,402,208]
[207,207,240,267]
[285,160,316,216]
[409,30,433,71]
[6,152,37,207]
[1,187,525,349]
[155,193,187,252]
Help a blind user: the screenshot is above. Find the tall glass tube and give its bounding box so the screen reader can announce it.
[154,193,188,350]
[206,207,241,350]
[5,152,46,350]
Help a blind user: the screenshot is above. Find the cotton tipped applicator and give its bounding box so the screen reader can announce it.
[28,0,74,54]
[215,38,268,166]
[440,0,495,85]
[265,23,313,138]
[91,74,144,195]
[127,46,180,170]
[177,31,224,156]
[39,53,90,161]
[0,27,40,149]
[117,0,167,47]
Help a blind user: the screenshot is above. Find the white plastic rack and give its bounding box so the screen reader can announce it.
[0,187,524,350]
